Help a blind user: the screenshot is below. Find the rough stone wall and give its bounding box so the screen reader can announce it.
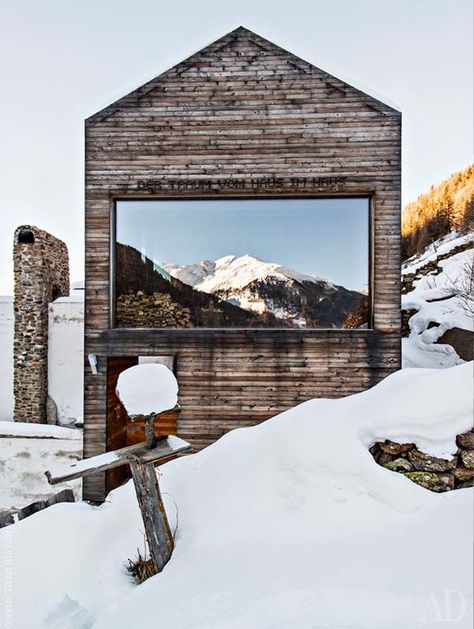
[370,428,474,491]
[13,225,69,423]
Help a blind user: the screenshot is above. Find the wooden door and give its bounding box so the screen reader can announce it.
[106,356,180,493]
[106,356,138,491]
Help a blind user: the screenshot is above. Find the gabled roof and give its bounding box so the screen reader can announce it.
[86,26,400,124]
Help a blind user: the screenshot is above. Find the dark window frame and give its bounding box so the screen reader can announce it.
[110,194,374,332]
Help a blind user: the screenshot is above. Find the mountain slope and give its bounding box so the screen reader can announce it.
[402,164,474,260]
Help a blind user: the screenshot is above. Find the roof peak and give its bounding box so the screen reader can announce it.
[87,26,400,123]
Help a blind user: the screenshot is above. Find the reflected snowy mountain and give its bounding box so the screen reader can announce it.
[164,254,365,328]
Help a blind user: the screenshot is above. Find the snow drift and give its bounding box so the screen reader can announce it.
[0,363,473,629]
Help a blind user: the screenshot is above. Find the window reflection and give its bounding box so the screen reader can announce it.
[114,198,370,329]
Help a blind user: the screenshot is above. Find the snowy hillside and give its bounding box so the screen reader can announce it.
[1,363,472,629]
[165,254,364,327]
[402,230,473,368]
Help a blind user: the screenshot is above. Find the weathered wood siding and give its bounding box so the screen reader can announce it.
[84,27,401,501]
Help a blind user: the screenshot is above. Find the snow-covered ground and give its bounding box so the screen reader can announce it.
[0,423,82,513]
[1,363,472,629]
[403,231,473,275]
[402,230,473,368]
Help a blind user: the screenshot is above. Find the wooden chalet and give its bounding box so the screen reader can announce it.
[84,26,401,502]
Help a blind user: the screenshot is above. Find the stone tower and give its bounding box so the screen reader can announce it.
[13,225,70,423]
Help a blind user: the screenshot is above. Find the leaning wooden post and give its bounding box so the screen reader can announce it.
[129,456,174,571]
[129,411,174,572]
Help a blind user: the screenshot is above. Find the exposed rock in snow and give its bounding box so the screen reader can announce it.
[1,363,472,628]
[370,429,474,492]
[402,230,473,275]
[436,327,473,361]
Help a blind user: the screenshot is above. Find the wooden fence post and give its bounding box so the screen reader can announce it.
[129,458,174,573]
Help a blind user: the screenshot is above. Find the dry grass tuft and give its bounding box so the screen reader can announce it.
[126,548,157,584]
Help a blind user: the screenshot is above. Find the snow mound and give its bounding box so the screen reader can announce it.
[1,364,472,628]
[116,363,178,416]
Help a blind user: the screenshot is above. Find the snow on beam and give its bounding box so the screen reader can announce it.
[45,435,191,485]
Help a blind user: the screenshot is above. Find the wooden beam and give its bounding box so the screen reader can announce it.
[129,459,174,572]
[45,435,191,485]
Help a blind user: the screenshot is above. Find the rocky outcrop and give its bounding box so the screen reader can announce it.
[401,308,418,337]
[370,428,474,492]
[436,327,473,361]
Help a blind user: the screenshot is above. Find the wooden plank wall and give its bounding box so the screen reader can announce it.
[84,27,401,501]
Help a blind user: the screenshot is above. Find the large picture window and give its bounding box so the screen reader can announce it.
[114,198,370,329]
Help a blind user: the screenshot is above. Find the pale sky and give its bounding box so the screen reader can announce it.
[0,0,472,293]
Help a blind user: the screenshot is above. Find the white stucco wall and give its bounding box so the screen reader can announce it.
[0,297,14,421]
[0,431,82,512]
[48,292,84,425]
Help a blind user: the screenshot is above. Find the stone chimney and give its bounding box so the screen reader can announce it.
[13,226,70,422]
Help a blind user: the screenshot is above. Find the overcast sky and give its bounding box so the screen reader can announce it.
[0,0,472,293]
